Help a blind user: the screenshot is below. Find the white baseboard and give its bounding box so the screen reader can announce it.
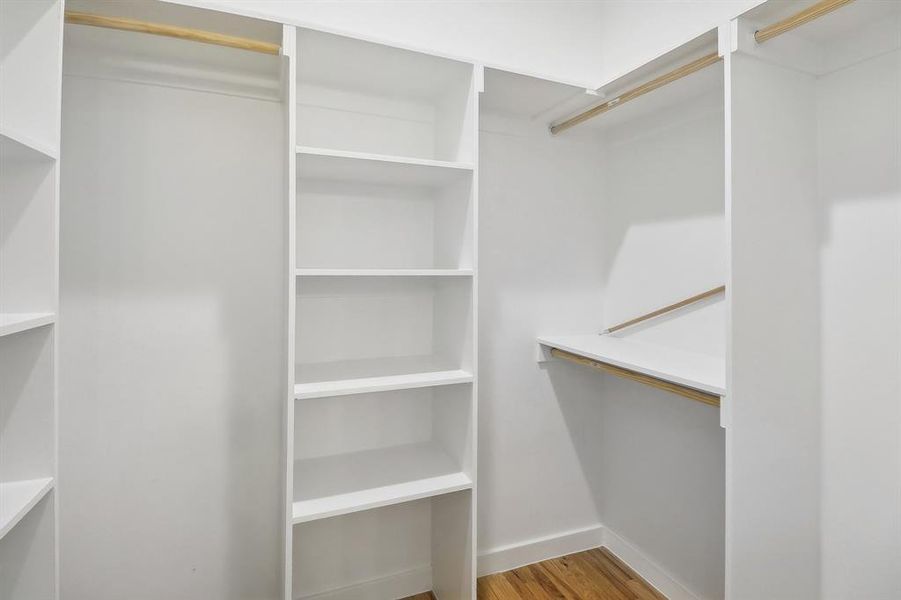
[298,525,703,600]
[477,524,605,577]
[477,524,704,600]
[601,527,702,600]
[297,565,431,600]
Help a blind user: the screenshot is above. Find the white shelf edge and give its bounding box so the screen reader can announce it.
[296,268,474,277]
[296,145,474,172]
[0,478,55,540]
[292,471,472,524]
[0,313,56,338]
[0,125,59,160]
[538,335,726,396]
[295,369,473,400]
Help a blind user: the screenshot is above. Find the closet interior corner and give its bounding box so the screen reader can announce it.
[478,23,728,600]
[4,0,897,599]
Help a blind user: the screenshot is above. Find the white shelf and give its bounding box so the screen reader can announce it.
[0,126,58,161]
[295,368,473,400]
[0,478,54,540]
[0,313,55,338]
[538,334,725,396]
[292,442,471,523]
[297,146,473,188]
[296,268,473,278]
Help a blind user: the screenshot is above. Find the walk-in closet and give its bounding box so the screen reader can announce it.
[1,0,898,599]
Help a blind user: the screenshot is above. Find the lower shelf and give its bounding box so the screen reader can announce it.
[0,477,54,540]
[0,313,55,338]
[293,442,471,524]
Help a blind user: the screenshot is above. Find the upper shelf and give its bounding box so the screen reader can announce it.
[297,27,472,103]
[296,146,473,188]
[538,334,725,397]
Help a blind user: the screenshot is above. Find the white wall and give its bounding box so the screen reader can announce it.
[168,0,764,88]
[59,45,285,600]
[817,47,901,600]
[477,112,607,566]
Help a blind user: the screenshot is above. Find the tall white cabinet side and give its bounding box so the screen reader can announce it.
[0,1,64,599]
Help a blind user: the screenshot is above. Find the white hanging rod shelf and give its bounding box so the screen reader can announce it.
[538,335,724,406]
[64,11,281,55]
[754,0,855,44]
[602,285,726,335]
[549,51,722,135]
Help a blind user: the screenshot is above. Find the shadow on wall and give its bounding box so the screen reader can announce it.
[600,87,726,326]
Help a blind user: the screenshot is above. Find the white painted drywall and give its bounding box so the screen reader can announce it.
[817,47,901,600]
[167,0,764,88]
[59,61,285,600]
[477,113,607,561]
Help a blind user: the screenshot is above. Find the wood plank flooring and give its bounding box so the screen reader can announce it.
[402,547,666,600]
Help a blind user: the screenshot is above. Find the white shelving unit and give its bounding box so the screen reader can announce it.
[0,1,63,599]
[284,25,479,600]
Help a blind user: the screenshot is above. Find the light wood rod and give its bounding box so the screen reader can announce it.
[550,51,722,135]
[549,348,721,407]
[603,285,726,335]
[754,0,855,44]
[64,11,280,55]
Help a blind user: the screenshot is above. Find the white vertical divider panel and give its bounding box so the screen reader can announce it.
[281,23,298,600]
[727,21,821,600]
[431,63,481,600]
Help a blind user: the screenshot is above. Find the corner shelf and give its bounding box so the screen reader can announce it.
[0,478,54,540]
[292,442,471,523]
[0,313,55,338]
[538,334,725,397]
[296,145,473,187]
[296,268,473,278]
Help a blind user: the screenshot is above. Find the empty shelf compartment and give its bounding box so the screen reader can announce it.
[292,442,471,523]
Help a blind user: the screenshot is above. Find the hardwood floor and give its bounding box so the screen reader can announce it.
[402,547,666,600]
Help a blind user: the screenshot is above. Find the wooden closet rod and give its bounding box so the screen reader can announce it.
[64,11,281,55]
[602,285,726,335]
[550,51,722,135]
[754,0,855,44]
[550,348,721,406]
